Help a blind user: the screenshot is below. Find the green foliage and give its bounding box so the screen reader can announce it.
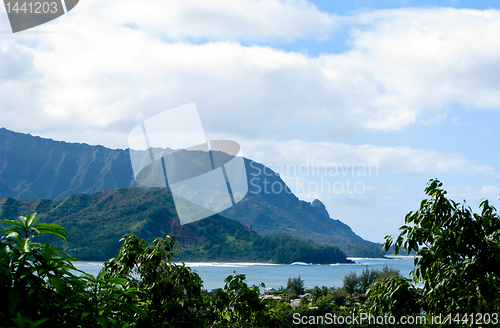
[251,233,352,264]
[1,128,385,258]
[342,266,401,295]
[363,276,421,318]
[1,211,430,328]
[327,288,350,307]
[74,271,145,327]
[310,286,329,303]
[211,272,270,327]
[102,234,280,327]
[0,189,352,264]
[103,234,206,327]
[178,232,352,264]
[285,276,305,298]
[0,213,74,326]
[377,179,500,321]
[0,213,143,328]
[265,287,363,328]
[0,214,277,327]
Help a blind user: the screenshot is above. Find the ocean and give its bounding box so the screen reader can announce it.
[74,256,417,291]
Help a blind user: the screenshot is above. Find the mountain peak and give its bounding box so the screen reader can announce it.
[0,127,385,257]
[311,199,329,220]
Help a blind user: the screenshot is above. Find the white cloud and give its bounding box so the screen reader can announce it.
[100,0,337,41]
[1,4,500,148]
[2,2,500,245]
[448,184,500,201]
[0,42,44,133]
[241,139,495,176]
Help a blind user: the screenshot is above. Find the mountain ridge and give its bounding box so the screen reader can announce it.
[0,128,385,257]
[0,187,352,264]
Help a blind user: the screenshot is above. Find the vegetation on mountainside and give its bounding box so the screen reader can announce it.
[177,231,351,264]
[0,188,351,264]
[0,128,385,258]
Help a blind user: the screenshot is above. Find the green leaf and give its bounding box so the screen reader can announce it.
[16,312,26,328]
[81,311,91,320]
[25,213,40,228]
[28,318,50,327]
[95,316,108,328]
[0,219,25,228]
[49,275,66,294]
[7,289,19,313]
[36,223,68,241]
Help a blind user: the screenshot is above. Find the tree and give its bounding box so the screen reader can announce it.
[342,266,400,295]
[285,276,305,298]
[0,213,143,328]
[310,286,329,303]
[342,272,359,295]
[102,234,206,327]
[211,272,270,327]
[373,179,500,321]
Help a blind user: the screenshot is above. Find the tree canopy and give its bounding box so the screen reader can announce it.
[365,179,500,325]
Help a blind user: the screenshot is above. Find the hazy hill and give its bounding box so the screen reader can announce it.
[0,128,385,257]
[0,128,137,199]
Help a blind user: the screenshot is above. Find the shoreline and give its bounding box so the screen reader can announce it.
[74,256,414,267]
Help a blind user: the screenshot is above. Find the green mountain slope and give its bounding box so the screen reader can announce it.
[0,188,352,264]
[222,159,385,257]
[0,128,384,257]
[0,128,137,199]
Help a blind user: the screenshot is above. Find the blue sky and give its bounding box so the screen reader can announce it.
[1,0,500,242]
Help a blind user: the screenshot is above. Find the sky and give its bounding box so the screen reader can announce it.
[1,0,500,243]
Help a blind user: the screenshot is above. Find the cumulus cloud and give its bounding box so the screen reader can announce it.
[447,184,500,202]
[1,3,500,149]
[241,139,495,176]
[100,0,338,41]
[0,42,44,132]
[335,7,500,130]
[2,1,500,244]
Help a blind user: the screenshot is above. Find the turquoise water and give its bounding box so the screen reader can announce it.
[74,256,416,291]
